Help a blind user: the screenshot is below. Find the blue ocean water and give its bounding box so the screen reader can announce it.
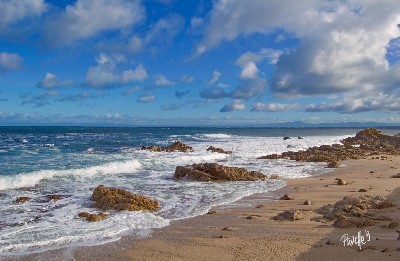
[0,126,398,255]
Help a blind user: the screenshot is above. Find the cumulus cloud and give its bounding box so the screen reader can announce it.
[0,52,23,73]
[84,54,148,88]
[220,100,246,112]
[0,0,47,28]
[201,78,266,100]
[123,86,141,96]
[252,102,301,112]
[137,92,156,103]
[199,0,400,100]
[208,70,221,84]
[160,103,184,111]
[155,74,175,86]
[240,62,259,79]
[145,14,185,46]
[43,0,144,47]
[37,73,74,88]
[236,48,283,79]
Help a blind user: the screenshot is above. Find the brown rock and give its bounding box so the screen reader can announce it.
[337,179,347,185]
[141,141,193,153]
[207,210,217,215]
[392,173,400,178]
[358,189,367,192]
[206,146,232,154]
[280,194,293,200]
[78,212,109,222]
[174,163,267,182]
[91,185,159,212]
[274,210,304,221]
[303,200,312,205]
[269,174,280,179]
[334,216,375,228]
[388,222,399,229]
[47,194,62,200]
[15,197,31,204]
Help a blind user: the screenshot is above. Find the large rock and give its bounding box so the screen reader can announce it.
[206,146,232,154]
[91,185,159,212]
[174,163,267,181]
[274,210,304,221]
[141,141,193,153]
[258,128,400,165]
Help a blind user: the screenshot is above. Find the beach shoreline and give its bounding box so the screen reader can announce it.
[3,154,400,261]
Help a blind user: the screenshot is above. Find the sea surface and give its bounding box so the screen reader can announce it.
[1,126,399,255]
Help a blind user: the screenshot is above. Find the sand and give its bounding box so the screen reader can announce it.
[2,155,400,261]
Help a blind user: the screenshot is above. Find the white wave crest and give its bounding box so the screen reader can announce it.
[0,160,142,190]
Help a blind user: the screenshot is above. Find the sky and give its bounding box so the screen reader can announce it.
[1,0,400,126]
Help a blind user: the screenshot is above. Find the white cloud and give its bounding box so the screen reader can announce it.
[145,14,185,45]
[0,52,23,72]
[220,100,246,112]
[208,70,221,84]
[0,0,47,27]
[37,73,74,88]
[199,0,400,100]
[137,92,156,103]
[43,0,145,47]
[180,75,194,83]
[155,74,175,86]
[240,62,259,79]
[252,102,301,112]
[84,54,149,88]
[120,64,148,84]
[124,86,141,96]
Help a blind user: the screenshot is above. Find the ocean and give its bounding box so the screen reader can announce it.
[1,126,399,255]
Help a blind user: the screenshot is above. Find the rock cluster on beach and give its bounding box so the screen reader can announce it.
[206,146,232,154]
[141,141,193,152]
[317,195,396,228]
[91,185,159,212]
[258,128,400,166]
[174,163,269,181]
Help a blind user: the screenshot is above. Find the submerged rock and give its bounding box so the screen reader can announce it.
[206,146,232,154]
[141,141,193,153]
[15,197,31,204]
[174,163,267,182]
[91,185,159,212]
[78,212,109,222]
[47,194,62,201]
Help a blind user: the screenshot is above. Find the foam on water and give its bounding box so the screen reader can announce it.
[0,128,357,256]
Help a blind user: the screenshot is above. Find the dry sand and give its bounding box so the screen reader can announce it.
[2,155,400,261]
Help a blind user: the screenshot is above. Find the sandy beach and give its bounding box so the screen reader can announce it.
[4,153,399,261]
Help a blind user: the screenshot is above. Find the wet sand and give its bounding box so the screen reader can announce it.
[3,155,400,261]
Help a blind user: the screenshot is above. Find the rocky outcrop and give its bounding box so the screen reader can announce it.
[141,141,193,153]
[91,185,159,212]
[78,212,109,222]
[258,128,400,165]
[206,146,232,154]
[392,173,400,178]
[174,163,268,181]
[317,195,396,228]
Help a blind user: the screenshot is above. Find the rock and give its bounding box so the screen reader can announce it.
[389,222,399,229]
[274,210,304,221]
[174,163,267,182]
[283,137,291,140]
[280,194,293,200]
[298,137,303,139]
[207,210,217,214]
[206,146,232,154]
[303,200,312,205]
[269,174,280,179]
[15,197,31,204]
[337,179,347,185]
[47,194,62,200]
[141,141,193,153]
[78,212,109,222]
[392,173,400,178]
[91,185,159,212]
[334,216,375,228]
[358,189,367,192]
[327,161,340,168]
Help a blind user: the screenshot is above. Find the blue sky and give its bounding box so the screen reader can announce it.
[1,0,400,126]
